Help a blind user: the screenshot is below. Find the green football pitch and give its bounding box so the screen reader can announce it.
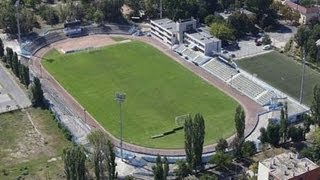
[237,51,320,106]
[43,40,238,148]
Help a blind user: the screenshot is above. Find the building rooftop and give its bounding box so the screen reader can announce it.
[186,27,220,44]
[151,18,177,33]
[284,0,320,15]
[261,152,319,179]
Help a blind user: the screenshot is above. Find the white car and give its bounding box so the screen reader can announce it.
[263,45,272,50]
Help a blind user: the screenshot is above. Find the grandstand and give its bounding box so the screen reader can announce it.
[63,20,83,37]
[202,58,239,81]
[174,44,187,54]
[192,55,211,66]
[256,91,278,106]
[230,74,266,99]
[22,24,135,56]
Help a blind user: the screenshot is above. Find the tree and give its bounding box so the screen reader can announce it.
[303,113,313,138]
[215,138,228,152]
[260,122,281,146]
[193,113,205,170]
[228,11,255,38]
[62,146,87,180]
[87,130,117,180]
[210,151,232,170]
[174,160,191,179]
[30,77,45,107]
[0,38,4,58]
[12,52,19,77]
[5,47,13,67]
[262,34,272,45]
[210,22,235,44]
[152,155,164,180]
[234,105,245,139]
[163,156,169,180]
[279,105,289,143]
[311,85,320,126]
[241,141,256,157]
[20,65,30,87]
[184,115,193,169]
[288,126,304,142]
[230,136,244,158]
[184,113,206,172]
[219,0,235,10]
[199,174,218,180]
[259,127,268,144]
[294,25,310,47]
[204,14,225,26]
[266,122,281,146]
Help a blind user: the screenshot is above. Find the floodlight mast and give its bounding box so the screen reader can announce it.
[115,92,126,161]
[15,0,21,49]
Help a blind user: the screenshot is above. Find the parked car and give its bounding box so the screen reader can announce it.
[222,50,228,54]
[263,45,272,50]
[256,41,262,46]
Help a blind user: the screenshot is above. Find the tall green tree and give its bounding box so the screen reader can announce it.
[303,113,313,138]
[62,146,87,180]
[5,47,13,67]
[184,113,206,172]
[234,106,245,139]
[215,138,228,152]
[12,52,20,77]
[152,155,164,180]
[193,113,205,170]
[30,77,45,107]
[279,104,289,143]
[210,151,232,170]
[87,130,117,180]
[174,160,191,179]
[152,155,169,180]
[0,38,4,58]
[210,22,235,44]
[241,141,256,158]
[260,122,281,147]
[288,126,304,142]
[184,115,193,170]
[163,156,169,180]
[311,85,320,126]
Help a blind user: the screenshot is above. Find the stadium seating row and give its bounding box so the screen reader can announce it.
[230,74,266,99]
[202,58,239,81]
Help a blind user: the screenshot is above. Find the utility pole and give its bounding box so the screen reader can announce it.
[15,0,21,49]
[115,92,126,161]
[299,48,306,104]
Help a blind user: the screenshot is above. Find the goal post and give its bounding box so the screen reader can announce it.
[175,114,190,127]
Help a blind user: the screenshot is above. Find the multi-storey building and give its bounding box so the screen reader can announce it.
[258,152,320,180]
[150,18,221,56]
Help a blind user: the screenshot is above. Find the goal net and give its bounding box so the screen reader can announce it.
[175,114,190,126]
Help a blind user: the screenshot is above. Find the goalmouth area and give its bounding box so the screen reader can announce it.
[42,40,239,149]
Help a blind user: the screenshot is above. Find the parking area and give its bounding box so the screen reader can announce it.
[223,36,271,60]
[267,22,297,49]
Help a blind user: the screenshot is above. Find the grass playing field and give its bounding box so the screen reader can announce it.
[237,51,320,106]
[43,40,238,148]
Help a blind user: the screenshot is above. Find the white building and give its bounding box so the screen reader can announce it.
[258,152,320,180]
[150,18,221,56]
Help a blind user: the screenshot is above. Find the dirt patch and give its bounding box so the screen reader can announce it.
[54,35,117,53]
[0,108,70,179]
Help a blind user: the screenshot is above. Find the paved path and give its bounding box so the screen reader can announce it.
[0,63,31,113]
[30,35,264,156]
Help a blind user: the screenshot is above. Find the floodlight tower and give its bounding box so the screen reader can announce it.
[15,0,21,49]
[115,92,126,161]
